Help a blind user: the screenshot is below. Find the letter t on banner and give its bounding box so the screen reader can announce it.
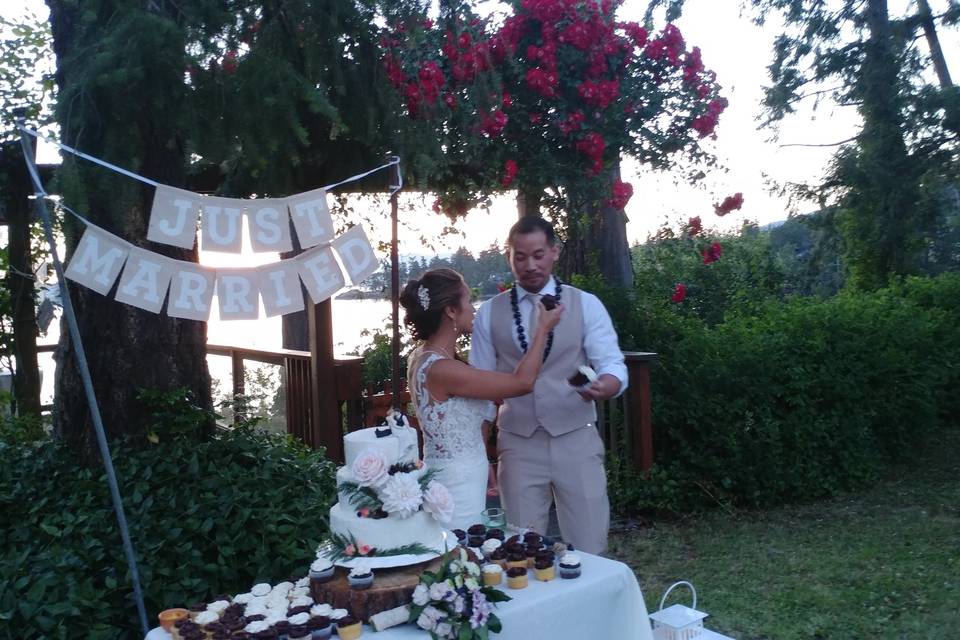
[332,225,379,285]
[286,188,334,248]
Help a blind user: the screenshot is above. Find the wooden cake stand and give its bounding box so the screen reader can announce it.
[310,557,443,622]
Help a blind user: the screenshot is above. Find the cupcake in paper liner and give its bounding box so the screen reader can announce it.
[559,552,582,579]
[568,365,598,388]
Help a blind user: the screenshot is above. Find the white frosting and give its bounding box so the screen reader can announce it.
[250,582,271,597]
[295,577,309,588]
[244,602,268,617]
[349,560,373,578]
[481,538,502,556]
[311,557,333,573]
[288,586,310,600]
[560,553,581,566]
[206,600,230,614]
[289,595,313,608]
[330,608,349,620]
[328,502,447,552]
[481,563,502,574]
[245,620,270,633]
[288,612,311,625]
[232,592,253,605]
[272,581,294,594]
[343,425,419,467]
[311,603,333,617]
[194,611,218,625]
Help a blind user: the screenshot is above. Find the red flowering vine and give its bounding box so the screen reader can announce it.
[702,242,723,264]
[502,159,519,187]
[687,216,702,236]
[607,180,633,210]
[714,192,744,216]
[671,282,687,303]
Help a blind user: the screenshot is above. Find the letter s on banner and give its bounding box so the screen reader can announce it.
[248,200,293,253]
[64,225,130,295]
[148,185,200,249]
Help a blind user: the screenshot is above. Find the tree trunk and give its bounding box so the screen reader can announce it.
[916,0,953,88]
[47,0,212,454]
[1,142,42,419]
[560,159,634,288]
[516,187,542,218]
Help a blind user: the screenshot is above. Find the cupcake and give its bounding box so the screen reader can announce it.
[244,620,274,637]
[207,600,231,616]
[524,544,540,568]
[171,617,194,640]
[329,609,350,626]
[288,605,312,617]
[308,615,332,639]
[489,547,508,569]
[347,563,374,590]
[506,551,527,570]
[505,534,522,546]
[481,563,503,586]
[480,538,502,559]
[288,624,311,640]
[288,612,311,628]
[467,524,487,538]
[506,566,528,589]
[251,583,273,598]
[559,553,581,579]
[271,619,291,639]
[335,616,362,640]
[485,528,505,541]
[533,558,556,581]
[158,608,188,633]
[187,603,207,620]
[310,604,333,618]
[194,610,219,627]
[522,531,542,546]
[309,558,335,584]
[452,529,467,545]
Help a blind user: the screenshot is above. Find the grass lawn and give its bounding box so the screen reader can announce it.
[607,428,960,640]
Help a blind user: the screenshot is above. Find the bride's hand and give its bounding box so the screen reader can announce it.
[536,301,564,333]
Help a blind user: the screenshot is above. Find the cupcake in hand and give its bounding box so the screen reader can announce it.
[347,562,374,590]
[506,566,528,589]
[559,552,581,579]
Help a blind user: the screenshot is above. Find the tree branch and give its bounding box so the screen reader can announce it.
[779,136,858,148]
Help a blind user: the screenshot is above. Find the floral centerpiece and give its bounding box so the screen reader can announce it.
[410,548,511,639]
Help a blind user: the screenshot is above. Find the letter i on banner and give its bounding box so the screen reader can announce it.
[257,261,304,317]
[332,225,379,285]
[286,188,334,248]
[148,186,201,249]
[201,196,245,253]
[114,247,175,313]
[64,225,130,295]
[168,263,215,321]
[247,199,293,253]
[216,268,260,320]
[297,245,345,304]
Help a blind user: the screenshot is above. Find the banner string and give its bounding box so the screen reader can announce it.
[18,126,402,195]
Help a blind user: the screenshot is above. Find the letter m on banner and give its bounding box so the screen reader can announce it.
[64,226,131,295]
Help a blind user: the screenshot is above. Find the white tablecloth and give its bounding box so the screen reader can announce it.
[147,552,653,640]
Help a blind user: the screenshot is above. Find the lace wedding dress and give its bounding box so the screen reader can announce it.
[409,349,496,530]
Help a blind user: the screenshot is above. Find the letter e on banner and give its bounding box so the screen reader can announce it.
[201,197,245,253]
[64,225,130,295]
[257,261,304,317]
[114,247,175,313]
[248,200,293,253]
[216,268,260,320]
[286,188,334,248]
[332,225,378,285]
[148,185,200,249]
[168,263,215,321]
[297,245,344,304]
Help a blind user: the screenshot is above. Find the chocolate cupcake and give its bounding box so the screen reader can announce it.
[485,528,505,541]
[347,565,374,590]
[335,616,362,640]
[309,558,334,584]
[467,524,486,537]
[452,529,467,544]
[559,552,582,579]
[288,605,312,617]
[272,619,291,638]
[534,558,556,581]
[505,566,528,589]
[288,624,311,640]
[523,531,542,545]
[489,547,509,569]
[308,615,332,639]
[467,534,486,548]
[523,544,540,568]
[187,603,207,620]
[505,534,522,546]
[506,551,527,570]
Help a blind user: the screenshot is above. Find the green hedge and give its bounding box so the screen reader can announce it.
[0,428,337,639]
[602,273,960,512]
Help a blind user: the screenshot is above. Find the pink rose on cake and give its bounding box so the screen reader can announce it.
[422,480,455,524]
[380,473,423,518]
[352,449,389,487]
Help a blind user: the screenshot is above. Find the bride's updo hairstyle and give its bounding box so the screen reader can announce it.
[400,268,464,340]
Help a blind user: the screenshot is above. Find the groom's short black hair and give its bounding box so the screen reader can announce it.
[507,216,557,247]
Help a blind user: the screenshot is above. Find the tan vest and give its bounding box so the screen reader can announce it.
[490,286,597,437]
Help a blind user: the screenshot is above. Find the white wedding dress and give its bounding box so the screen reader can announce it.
[409,349,496,531]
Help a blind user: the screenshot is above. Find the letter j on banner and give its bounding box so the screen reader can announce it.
[148,185,200,249]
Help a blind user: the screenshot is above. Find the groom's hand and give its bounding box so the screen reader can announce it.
[577,374,620,402]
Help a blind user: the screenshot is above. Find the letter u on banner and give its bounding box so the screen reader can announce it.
[168,263,216,321]
[297,245,345,304]
[332,225,379,285]
[64,225,130,295]
[247,199,293,253]
[114,247,175,313]
[216,268,261,320]
[201,196,246,253]
[287,188,334,248]
[148,185,201,249]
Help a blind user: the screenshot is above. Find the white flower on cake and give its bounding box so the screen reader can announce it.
[421,480,455,523]
[351,449,390,488]
[379,472,423,518]
[412,583,430,606]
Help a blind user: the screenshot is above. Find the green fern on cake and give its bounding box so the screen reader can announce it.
[339,481,384,511]
[320,531,435,561]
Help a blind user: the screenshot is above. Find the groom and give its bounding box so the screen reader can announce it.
[470,216,627,555]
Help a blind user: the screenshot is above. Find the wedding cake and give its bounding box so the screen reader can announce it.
[323,413,454,563]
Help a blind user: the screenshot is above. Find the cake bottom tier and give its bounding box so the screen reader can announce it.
[328,502,449,554]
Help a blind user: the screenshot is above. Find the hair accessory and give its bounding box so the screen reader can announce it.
[417,285,430,310]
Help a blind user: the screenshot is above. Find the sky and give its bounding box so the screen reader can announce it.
[4,0,958,259]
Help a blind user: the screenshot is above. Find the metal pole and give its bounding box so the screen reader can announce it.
[16,120,150,637]
[389,158,402,410]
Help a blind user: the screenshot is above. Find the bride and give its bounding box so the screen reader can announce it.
[401,268,563,530]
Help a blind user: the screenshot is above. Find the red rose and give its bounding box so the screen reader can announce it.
[671,283,687,303]
[502,159,519,187]
[702,242,723,264]
[687,216,702,236]
[607,180,633,209]
[714,192,743,216]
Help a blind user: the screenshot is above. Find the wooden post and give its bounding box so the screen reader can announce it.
[309,299,344,463]
[389,159,402,410]
[623,352,657,471]
[231,350,245,425]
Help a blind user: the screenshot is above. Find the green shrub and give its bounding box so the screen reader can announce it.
[0,428,337,639]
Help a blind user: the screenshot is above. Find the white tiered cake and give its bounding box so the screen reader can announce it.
[321,414,454,567]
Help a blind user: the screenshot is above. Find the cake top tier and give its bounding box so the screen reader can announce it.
[344,414,419,467]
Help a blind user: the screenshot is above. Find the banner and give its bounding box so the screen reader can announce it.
[297,244,345,305]
[167,263,216,321]
[247,199,293,253]
[201,197,245,253]
[64,225,130,294]
[286,188,335,249]
[114,248,175,313]
[257,261,305,317]
[147,186,201,249]
[333,225,379,285]
[216,268,261,321]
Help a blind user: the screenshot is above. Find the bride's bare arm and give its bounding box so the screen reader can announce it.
[428,303,564,401]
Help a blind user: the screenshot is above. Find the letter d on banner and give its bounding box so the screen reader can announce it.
[148,186,201,249]
[332,225,378,285]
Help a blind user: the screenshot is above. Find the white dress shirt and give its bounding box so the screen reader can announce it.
[470,276,628,396]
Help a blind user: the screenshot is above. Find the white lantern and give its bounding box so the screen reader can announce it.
[649,582,734,640]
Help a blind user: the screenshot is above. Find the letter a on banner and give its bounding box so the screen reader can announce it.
[257,261,304,317]
[286,188,334,248]
[114,247,175,313]
[201,197,245,253]
[332,225,379,285]
[168,263,215,321]
[148,186,201,249]
[216,268,260,320]
[297,245,345,304]
[64,225,130,295]
[247,200,293,253]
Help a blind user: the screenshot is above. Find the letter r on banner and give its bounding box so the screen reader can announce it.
[64,225,130,295]
[148,185,200,249]
[168,263,215,321]
[286,188,334,248]
[297,245,344,304]
[332,225,379,285]
[216,268,260,320]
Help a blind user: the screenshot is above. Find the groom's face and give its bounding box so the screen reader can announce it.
[509,230,559,293]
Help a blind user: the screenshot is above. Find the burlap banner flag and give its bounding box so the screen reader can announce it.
[114,247,175,314]
[215,268,261,321]
[297,244,345,305]
[168,263,216,321]
[287,188,335,249]
[64,225,131,294]
[201,197,245,253]
[333,225,379,285]
[257,260,305,318]
[147,186,202,249]
[247,199,293,253]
